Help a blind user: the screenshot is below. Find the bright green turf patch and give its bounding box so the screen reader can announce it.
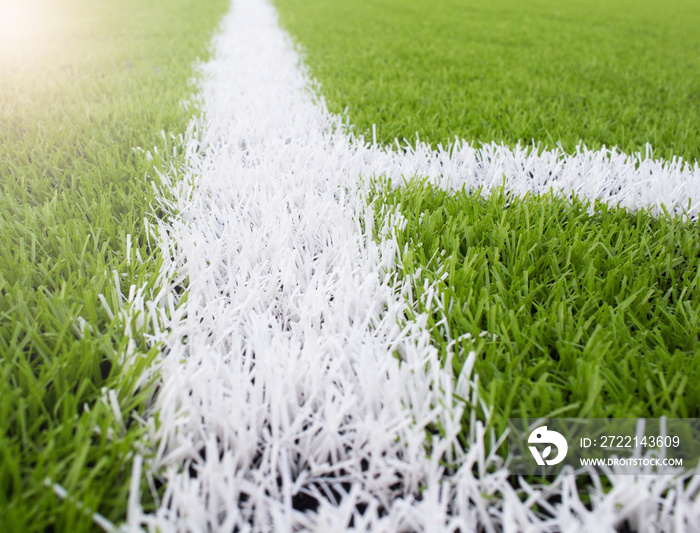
[276,0,700,450]
[275,0,700,163]
[0,0,228,529]
[371,179,700,438]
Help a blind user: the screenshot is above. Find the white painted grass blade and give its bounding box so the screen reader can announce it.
[44,478,116,533]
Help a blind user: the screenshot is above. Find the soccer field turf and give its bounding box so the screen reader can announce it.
[2,0,700,530]
[0,0,228,530]
[128,0,697,528]
[273,0,700,437]
[274,0,700,163]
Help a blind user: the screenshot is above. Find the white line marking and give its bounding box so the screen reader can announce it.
[125,0,700,530]
[44,478,116,533]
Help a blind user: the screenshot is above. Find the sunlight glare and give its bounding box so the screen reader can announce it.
[0,0,55,61]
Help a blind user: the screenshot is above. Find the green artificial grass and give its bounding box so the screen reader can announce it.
[371,179,700,439]
[275,0,700,164]
[0,0,228,530]
[275,0,700,447]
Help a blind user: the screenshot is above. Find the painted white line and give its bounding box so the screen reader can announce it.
[125,0,700,531]
[374,140,700,219]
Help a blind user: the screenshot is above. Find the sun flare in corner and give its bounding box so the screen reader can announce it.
[0,0,56,62]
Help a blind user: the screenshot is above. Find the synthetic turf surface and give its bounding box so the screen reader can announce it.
[274,0,700,443]
[0,0,228,529]
[274,0,700,163]
[130,1,700,528]
[3,0,699,528]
